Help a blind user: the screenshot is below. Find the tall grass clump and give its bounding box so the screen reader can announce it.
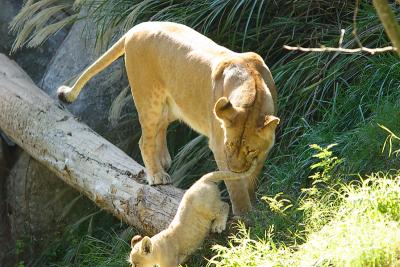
[31,211,134,267]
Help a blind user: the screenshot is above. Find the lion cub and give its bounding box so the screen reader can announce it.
[129,162,256,267]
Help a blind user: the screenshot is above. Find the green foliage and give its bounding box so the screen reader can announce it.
[15,239,25,256]
[380,124,400,157]
[210,148,400,267]
[262,193,293,216]
[32,210,134,267]
[208,224,293,267]
[299,144,344,234]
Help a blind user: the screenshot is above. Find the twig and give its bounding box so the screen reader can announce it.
[283,44,395,54]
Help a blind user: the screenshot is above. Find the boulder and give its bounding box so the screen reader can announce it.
[0,0,21,54]
[40,14,137,150]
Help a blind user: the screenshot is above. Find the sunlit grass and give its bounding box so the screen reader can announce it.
[209,147,400,267]
[299,174,400,267]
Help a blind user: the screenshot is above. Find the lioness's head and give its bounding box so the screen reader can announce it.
[214,96,279,173]
[211,55,279,174]
[129,235,156,267]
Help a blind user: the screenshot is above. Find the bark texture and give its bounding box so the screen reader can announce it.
[373,0,400,56]
[0,54,184,235]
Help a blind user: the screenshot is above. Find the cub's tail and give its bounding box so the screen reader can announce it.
[201,160,257,184]
[57,34,126,103]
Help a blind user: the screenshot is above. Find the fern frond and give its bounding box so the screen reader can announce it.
[27,14,78,48]
[11,4,69,52]
[9,0,59,33]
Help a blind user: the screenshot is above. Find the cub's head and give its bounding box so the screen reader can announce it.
[214,97,279,173]
[129,235,157,267]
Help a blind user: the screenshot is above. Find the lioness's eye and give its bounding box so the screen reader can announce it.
[225,141,235,151]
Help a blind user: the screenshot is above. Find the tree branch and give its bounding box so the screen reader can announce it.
[283,44,395,54]
[284,1,399,55]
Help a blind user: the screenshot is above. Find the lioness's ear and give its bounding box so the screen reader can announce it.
[140,236,153,255]
[258,115,280,137]
[131,235,143,248]
[214,97,237,125]
[263,115,280,129]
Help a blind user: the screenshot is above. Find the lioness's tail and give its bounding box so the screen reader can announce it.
[201,160,257,184]
[57,35,126,103]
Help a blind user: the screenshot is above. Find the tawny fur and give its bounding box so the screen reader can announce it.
[57,21,279,215]
[128,162,257,267]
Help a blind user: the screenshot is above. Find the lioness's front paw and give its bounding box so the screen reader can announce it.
[160,152,172,170]
[147,171,171,185]
[211,220,226,233]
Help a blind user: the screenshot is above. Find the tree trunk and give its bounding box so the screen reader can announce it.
[0,54,184,235]
[373,0,400,56]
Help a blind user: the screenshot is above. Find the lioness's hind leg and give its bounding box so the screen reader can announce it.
[211,202,230,233]
[136,95,171,185]
[139,122,171,185]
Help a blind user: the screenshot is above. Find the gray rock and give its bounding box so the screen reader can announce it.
[40,15,137,150]
[0,0,21,54]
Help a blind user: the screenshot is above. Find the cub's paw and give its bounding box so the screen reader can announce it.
[211,220,226,233]
[57,85,75,103]
[147,171,171,185]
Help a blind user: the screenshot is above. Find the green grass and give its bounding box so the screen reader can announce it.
[209,147,400,267]
[30,211,134,267]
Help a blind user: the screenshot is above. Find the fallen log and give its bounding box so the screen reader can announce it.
[0,54,184,235]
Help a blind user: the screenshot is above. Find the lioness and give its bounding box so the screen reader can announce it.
[57,21,279,215]
[129,161,256,267]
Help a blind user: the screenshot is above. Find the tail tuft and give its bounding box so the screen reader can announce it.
[57,86,75,103]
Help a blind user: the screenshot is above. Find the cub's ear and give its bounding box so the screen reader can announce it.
[214,97,237,125]
[140,236,153,255]
[131,235,143,248]
[258,115,280,137]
